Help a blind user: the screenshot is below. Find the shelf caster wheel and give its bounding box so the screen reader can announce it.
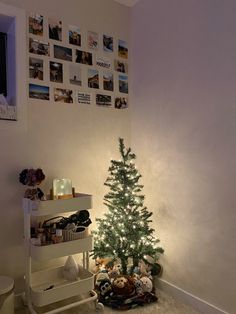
[96,302,104,311]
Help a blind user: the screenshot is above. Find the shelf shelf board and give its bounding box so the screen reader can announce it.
[30,235,93,261]
[30,265,94,307]
[23,193,92,216]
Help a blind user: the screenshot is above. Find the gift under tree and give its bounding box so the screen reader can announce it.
[92,138,164,276]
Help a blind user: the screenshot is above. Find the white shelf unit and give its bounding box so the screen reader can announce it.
[23,193,103,314]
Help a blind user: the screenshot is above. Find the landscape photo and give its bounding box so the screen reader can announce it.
[96,94,112,107]
[69,25,81,46]
[29,57,43,80]
[29,13,43,36]
[29,84,49,100]
[49,18,62,41]
[69,65,82,86]
[118,39,128,59]
[119,74,128,94]
[54,45,72,61]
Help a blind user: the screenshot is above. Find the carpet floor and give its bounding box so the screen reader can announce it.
[16,290,201,314]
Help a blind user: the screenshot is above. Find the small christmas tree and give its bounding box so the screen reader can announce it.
[92,138,164,275]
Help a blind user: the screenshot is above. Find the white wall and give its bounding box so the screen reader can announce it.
[0,0,130,292]
[131,0,236,313]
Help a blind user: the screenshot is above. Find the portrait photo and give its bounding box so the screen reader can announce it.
[49,18,62,41]
[69,25,81,46]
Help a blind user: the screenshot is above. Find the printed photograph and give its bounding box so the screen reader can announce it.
[29,38,50,56]
[49,18,62,41]
[118,39,128,59]
[54,88,73,103]
[96,94,112,107]
[29,84,49,100]
[96,56,111,69]
[103,35,113,52]
[69,25,81,46]
[114,59,128,74]
[88,31,98,50]
[103,72,113,91]
[54,45,72,61]
[119,74,128,94]
[115,96,128,109]
[78,92,91,105]
[29,57,43,80]
[50,61,63,83]
[29,13,43,36]
[69,65,82,86]
[88,69,99,89]
[76,50,93,65]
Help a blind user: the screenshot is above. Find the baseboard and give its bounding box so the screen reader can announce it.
[156,278,229,314]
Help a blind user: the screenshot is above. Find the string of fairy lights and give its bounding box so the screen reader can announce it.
[92,138,163,274]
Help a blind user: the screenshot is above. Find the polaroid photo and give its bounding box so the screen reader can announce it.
[69,25,81,46]
[88,69,99,89]
[119,74,128,94]
[75,49,93,65]
[115,96,128,109]
[50,61,63,83]
[114,59,128,74]
[29,83,49,100]
[54,88,73,103]
[49,18,62,41]
[54,45,72,61]
[103,35,113,52]
[69,65,82,86]
[103,71,113,92]
[29,57,43,80]
[96,94,112,107]
[118,39,128,59]
[29,13,43,36]
[29,38,50,56]
[88,31,98,50]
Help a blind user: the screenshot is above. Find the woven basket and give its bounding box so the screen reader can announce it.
[62,227,88,241]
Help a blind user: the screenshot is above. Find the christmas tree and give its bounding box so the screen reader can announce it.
[92,138,164,275]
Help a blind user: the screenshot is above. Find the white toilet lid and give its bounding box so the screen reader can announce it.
[0,276,14,294]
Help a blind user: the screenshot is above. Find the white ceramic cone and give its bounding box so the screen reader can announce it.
[63,255,79,281]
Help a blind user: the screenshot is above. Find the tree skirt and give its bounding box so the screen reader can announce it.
[98,291,158,310]
[95,274,158,311]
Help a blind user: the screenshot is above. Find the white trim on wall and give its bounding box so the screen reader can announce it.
[0,2,27,131]
[156,278,229,314]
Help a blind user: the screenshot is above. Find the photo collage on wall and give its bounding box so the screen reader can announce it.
[28,13,128,109]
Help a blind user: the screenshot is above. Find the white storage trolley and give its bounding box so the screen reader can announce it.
[23,193,104,314]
